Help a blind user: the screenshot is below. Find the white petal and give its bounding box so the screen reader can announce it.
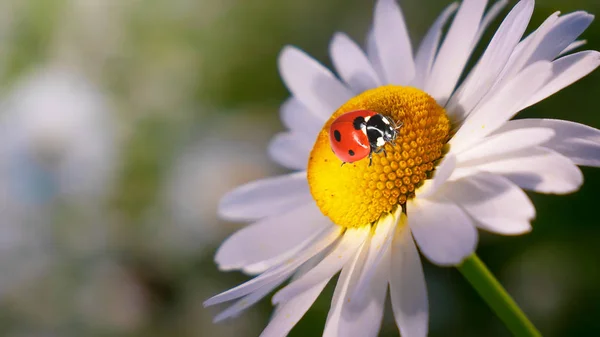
[440,173,534,235]
[373,0,415,85]
[491,12,560,91]
[272,226,370,304]
[417,153,456,198]
[242,232,332,276]
[447,0,534,121]
[390,223,428,337]
[260,280,330,337]
[473,217,532,236]
[280,97,324,138]
[204,268,293,308]
[215,203,329,272]
[205,226,342,306]
[412,2,459,89]
[450,61,553,153]
[425,0,487,104]
[456,146,583,194]
[322,236,370,337]
[523,51,600,109]
[268,132,312,170]
[218,172,312,222]
[278,46,353,119]
[351,209,400,300]
[213,278,285,322]
[472,0,509,45]
[241,254,296,276]
[330,32,381,92]
[495,10,592,91]
[409,198,477,266]
[503,11,591,80]
[495,118,600,167]
[287,250,326,282]
[365,27,385,81]
[260,256,330,337]
[527,11,594,65]
[246,241,327,277]
[337,247,389,337]
[455,127,555,164]
[560,40,587,56]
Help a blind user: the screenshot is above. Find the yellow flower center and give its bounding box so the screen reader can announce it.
[307,85,450,228]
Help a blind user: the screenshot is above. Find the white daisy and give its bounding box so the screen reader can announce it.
[0,66,117,296]
[205,0,600,336]
[0,66,118,207]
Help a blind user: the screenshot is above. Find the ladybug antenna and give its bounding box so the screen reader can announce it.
[394,120,404,130]
[388,118,403,130]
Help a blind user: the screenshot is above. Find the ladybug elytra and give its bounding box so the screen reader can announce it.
[329,110,402,165]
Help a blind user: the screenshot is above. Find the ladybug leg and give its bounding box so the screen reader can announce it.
[368,152,373,166]
[340,162,346,167]
[372,146,385,155]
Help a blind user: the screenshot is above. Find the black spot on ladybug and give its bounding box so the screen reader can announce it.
[333,129,341,142]
[353,116,365,130]
[348,149,355,156]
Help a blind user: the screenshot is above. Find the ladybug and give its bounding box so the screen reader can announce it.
[329,110,402,165]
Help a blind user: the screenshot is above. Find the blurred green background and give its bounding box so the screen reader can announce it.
[0,0,599,336]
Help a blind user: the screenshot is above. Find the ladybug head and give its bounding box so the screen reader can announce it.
[364,114,402,149]
[380,116,402,142]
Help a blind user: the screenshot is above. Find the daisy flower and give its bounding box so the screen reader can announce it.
[0,66,117,207]
[0,65,117,296]
[205,0,600,335]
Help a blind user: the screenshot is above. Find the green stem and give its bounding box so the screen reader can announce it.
[457,254,541,337]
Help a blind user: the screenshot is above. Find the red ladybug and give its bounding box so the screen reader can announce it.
[329,110,401,165]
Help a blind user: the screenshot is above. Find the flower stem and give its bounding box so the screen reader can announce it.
[457,254,541,337]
